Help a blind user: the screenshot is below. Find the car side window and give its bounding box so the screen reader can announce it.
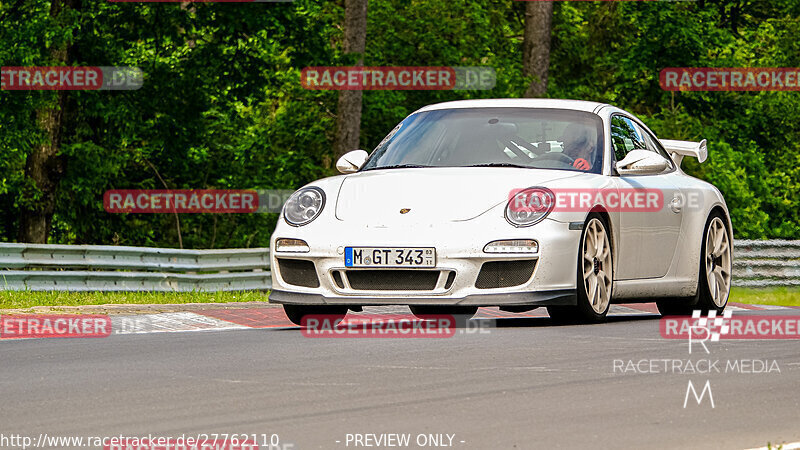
[610,115,647,162]
[610,115,673,172]
[634,123,675,170]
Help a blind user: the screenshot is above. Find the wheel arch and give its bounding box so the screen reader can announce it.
[587,205,617,279]
[708,204,733,242]
[707,203,734,268]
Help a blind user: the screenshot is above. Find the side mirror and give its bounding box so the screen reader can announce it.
[336,150,369,174]
[615,149,669,176]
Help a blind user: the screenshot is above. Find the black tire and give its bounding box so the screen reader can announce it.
[283,304,348,327]
[546,305,579,324]
[547,212,613,324]
[656,211,731,316]
[655,296,697,316]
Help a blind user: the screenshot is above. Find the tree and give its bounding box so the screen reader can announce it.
[16,0,78,243]
[522,1,553,98]
[333,0,368,158]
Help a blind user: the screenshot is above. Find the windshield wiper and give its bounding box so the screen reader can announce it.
[467,163,531,169]
[363,164,428,171]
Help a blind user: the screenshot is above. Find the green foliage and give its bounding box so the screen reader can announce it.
[0,0,798,246]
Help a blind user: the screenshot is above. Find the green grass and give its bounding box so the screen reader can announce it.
[0,290,268,310]
[730,287,800,307]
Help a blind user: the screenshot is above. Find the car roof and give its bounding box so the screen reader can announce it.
[416,98,609,114]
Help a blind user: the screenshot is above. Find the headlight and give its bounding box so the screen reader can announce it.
[284,187,326,226]
[505,187,555,227]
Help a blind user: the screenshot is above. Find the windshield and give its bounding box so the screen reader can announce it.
[361,107,605,174]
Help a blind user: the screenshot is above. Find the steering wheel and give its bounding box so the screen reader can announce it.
[535,152,575,165]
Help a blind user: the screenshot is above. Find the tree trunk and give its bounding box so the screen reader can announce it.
[16,0,76,243]
[333,0,368,158]
[522,1,553,98]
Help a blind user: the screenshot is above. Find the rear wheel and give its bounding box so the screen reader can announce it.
[656,213,731,315]
[283,305,348,327]
[548,214,613,323]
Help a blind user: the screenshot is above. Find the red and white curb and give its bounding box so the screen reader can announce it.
[2,303,795,338]
[109,303,795,335]
[112,312,251,335]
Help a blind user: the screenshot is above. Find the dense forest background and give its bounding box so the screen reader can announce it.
[1,0,799,248]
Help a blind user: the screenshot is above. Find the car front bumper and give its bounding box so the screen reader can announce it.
[268,216,581,307]
[269,289,576,307]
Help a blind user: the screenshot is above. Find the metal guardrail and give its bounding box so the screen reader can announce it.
[733,240,800,287]
[0,240,796,291]
[0,243,270,292]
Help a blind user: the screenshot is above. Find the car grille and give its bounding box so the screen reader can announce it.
[474,260,537,289]
[277,258,320,288]
[344,270,441,291]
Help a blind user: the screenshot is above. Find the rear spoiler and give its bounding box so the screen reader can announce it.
[660,139,708,166]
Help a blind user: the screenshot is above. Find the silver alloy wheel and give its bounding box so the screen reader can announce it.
[582,218,613,314]
[705,217,732,307]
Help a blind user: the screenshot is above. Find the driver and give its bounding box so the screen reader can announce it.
[560,124,596,171]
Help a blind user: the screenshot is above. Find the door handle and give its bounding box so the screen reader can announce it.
[669,197,682,213]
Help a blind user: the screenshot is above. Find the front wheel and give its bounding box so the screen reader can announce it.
[548,214,613,324]
[283,305,348,327]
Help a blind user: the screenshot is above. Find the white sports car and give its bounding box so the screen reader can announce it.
[269,99,732,325]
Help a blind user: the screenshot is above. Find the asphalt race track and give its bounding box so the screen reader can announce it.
[2,304,799,450]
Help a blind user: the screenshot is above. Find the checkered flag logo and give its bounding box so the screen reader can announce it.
[692,310,733,341]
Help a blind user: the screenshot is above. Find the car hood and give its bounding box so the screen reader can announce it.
[334,167,582,224]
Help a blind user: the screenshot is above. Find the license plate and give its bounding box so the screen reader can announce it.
[344,247,436,268]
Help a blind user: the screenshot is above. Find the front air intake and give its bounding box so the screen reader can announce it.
[277,258,320,288]
[474,260,536,289]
